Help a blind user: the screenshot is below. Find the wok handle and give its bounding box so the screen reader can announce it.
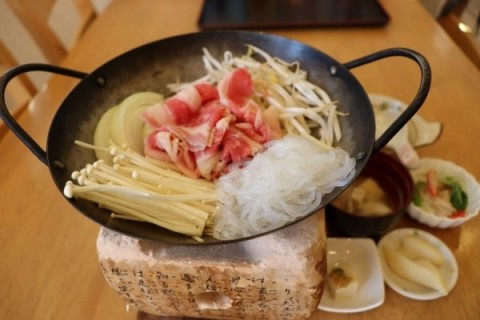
[343,48,431,153]
[0,64,88,165]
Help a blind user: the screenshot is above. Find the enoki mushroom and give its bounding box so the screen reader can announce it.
[64,141,217,242]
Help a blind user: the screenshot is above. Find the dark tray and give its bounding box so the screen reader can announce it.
[198,0,390,30]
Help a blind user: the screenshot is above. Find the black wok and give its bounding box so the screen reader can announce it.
[0,31,431,244]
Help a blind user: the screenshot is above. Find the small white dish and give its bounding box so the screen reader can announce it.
[318,238,384,313]
[368,93,442,147]
[369,93,419,168]
[377,228,458,300]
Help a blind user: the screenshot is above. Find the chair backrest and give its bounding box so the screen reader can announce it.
[0,39,37,115]
[47,0,96,52]
[0,0,48,117]
[5,0,97,62]
[90,0,113,15]
[0,0,97,134]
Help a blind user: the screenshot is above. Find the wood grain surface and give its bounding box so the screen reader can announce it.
[1,0,479,319]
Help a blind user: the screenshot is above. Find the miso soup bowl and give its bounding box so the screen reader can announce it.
[326,152,414,237]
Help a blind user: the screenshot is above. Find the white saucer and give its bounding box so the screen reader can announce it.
[377,228,458,300]
[318,238,384,313]
[369,93,442,149]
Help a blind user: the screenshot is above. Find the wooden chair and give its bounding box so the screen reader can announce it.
[0,40,37,102]
[438,0,480,69]
[0,0,97,139]
[5,0,97,62]
[4,0,66,65]
[89,0,113,15]
[0,40,36,140]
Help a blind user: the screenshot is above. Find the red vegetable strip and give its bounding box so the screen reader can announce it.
[426,170,438,197]
[450,211,466,219]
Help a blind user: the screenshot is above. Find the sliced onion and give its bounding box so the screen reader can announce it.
[109,92,163,154]
[93,106,118,163]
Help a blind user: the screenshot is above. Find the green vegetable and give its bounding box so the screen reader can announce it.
[445,177,468,211]
[413,181,426,206]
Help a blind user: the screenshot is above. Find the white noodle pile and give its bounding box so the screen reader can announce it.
[213,135,356,239]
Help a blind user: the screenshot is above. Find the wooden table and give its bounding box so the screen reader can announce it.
[1,0,479,319]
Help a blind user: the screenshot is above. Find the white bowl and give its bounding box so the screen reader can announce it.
[408,158,480,228]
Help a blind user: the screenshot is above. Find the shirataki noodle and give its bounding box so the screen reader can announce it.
[214,135,355,239]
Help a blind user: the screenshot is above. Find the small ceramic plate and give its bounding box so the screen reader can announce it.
[377,228,458,300]
[318,238,384,313]
[369,93,442,149]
